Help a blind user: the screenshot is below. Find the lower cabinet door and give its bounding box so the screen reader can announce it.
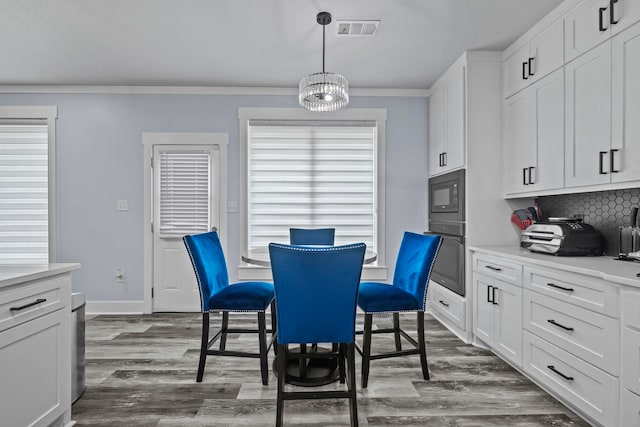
[494,281,523,367]
[473,273,495,346]
[621,389,640,426]
[523,331,618,426]
[623,325,640,395]
[0,309,70,427]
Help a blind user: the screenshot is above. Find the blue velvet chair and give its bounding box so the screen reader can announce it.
[269,242,366,427]
[289,227,335,245]
[183,231,275,385]
[356,231,442,388]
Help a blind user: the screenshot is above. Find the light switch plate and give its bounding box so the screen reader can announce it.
[117,199,129,211]
[227,202,238,213]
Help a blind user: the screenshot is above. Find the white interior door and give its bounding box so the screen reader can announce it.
[152,144,220,312]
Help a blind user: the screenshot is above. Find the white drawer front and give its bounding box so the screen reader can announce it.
[0,274,70,333]
[622,289,640,330]
[621,389,640,427]
[524,290,619,375]
[524,266,618,316]
[523,331,619,427]
[623,326,640,395]
[473,254,522,286]
[429,282,465,330]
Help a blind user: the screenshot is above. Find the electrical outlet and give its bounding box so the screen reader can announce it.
[116,269,125,283]
[227,201,238,213]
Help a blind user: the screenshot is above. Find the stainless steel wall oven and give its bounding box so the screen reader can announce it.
[427,169,466,296]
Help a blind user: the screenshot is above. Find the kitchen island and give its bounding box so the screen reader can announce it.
[0,263,80,427]
[468,246,640,426]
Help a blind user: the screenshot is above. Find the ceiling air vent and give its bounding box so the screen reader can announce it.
[336,20,380,36]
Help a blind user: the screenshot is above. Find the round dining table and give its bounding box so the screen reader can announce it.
[241,244,376,387]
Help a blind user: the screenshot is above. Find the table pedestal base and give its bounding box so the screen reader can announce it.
[274,345,339,387]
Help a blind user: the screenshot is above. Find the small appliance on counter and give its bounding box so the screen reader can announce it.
[520,217,603,256]
[617,207,640,261]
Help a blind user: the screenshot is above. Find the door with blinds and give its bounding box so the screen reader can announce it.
[152,144,220,311]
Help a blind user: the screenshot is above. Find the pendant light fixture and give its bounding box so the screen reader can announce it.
[299,12,349,112]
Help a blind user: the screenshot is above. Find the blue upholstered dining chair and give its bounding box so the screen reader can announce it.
[356,231,442,388]
[183,231,275,385]
[269,242,366,427]
[289,227,335,245]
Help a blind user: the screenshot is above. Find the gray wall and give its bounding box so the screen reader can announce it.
[0,91,429,303]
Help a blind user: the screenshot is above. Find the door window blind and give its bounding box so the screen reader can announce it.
[158,149,210,238]
[248,124,376,250]
[0,122,49,264]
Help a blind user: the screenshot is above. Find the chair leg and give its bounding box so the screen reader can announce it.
[196,312,210,382]
[338,343,346,384]
[276,343,287,427]
[347,343,358,427]
[270,300,278,356]
[361,313,373,388]
[220,311,229,351]
[393,312,402,351]
[258,311,269,386]
[417,311,429,380]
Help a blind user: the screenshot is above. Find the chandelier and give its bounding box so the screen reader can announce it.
[299,12,349,112]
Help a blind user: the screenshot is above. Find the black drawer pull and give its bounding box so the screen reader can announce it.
[546,282,574,292]
[522,62,528,80]
[10,298,47,312]
[599,7,608,31]
[528,57,535,76]
[547,365,574,381]
[599,151,608,174]
[485,265,502,272]
[487,285,493,303]
[492,286,498,305]
[610,0,619,25]
[547,319,574,331]
[610,148,619,173]
[438,300,449,307]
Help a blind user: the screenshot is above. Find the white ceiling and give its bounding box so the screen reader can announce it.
[0,0,563,90]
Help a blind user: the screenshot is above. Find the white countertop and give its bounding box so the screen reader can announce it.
[469,245,640,288]
[0,263,81,289]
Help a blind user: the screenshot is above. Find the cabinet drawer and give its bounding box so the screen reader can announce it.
[622,288,640,330]
[524,290,619,375]
[0,274,71,333]
[429,281,466,331]
[523,331,618,427]
[621,389,640,426]
[622,325,640,395]
[473,255,522,286]
[524,266,618,316]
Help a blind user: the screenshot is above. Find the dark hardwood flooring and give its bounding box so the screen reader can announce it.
[71,313,590,426]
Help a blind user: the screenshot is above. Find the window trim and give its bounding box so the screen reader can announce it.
[0,106,58,262]
[238,107,387,281]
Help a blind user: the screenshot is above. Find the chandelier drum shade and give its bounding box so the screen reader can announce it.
[299,12,349,112]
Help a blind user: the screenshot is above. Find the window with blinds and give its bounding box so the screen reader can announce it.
[158,149,211,238]
[247,123,377,250]
[0,122,49,265]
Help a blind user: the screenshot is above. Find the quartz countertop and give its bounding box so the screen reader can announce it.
[469,245,640,288]
[0,263,81,289]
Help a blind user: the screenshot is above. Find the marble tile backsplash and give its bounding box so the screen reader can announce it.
[535,188,640,256]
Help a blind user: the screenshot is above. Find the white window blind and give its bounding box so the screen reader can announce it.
[248,123,376,250]
[158,149,210,238]
[0,122,49,265]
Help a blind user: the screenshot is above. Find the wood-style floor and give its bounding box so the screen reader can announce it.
[72,313,589,426]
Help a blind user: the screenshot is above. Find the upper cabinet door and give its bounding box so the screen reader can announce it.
[503,89,534,195]
[504,45,532,98]
[611,20,640,183]
[444,65,465,172]
[565,41,612,187]
[611,0,640,35]
[529,20,565,84]
[429,87,446,174]
[565,0,612,62]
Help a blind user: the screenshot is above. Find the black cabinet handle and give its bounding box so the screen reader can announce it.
[442,152,447,167]
[547,319,575,331]
[610,0,619,25]
[547,365,574,381]
[492,287,498,305]
[485,265,502,272]
[528,166,535,184]
[487,285,493,303]
[528,57,535,76]
[438,300,449,307]
[523,168,528,185]
[610,148,619,173]
[599,151,608,174]
[439,153,445,167]
[599,7,608,31]
[10,298,47,312]
[522,62,529,80]
[546,282,574,292]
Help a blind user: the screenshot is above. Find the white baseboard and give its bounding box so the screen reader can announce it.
[85,300,145,315]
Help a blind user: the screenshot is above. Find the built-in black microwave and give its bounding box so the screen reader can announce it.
[428,169,465,223]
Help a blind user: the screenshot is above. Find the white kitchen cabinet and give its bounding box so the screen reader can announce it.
[504,68,565,195]
[473,272,523,367]
[621,389,640,426]
[564,41,613,187]
[428,281,466,337]
[428,63,465,176]
[565,0,640,62]
[503,20,564,99]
